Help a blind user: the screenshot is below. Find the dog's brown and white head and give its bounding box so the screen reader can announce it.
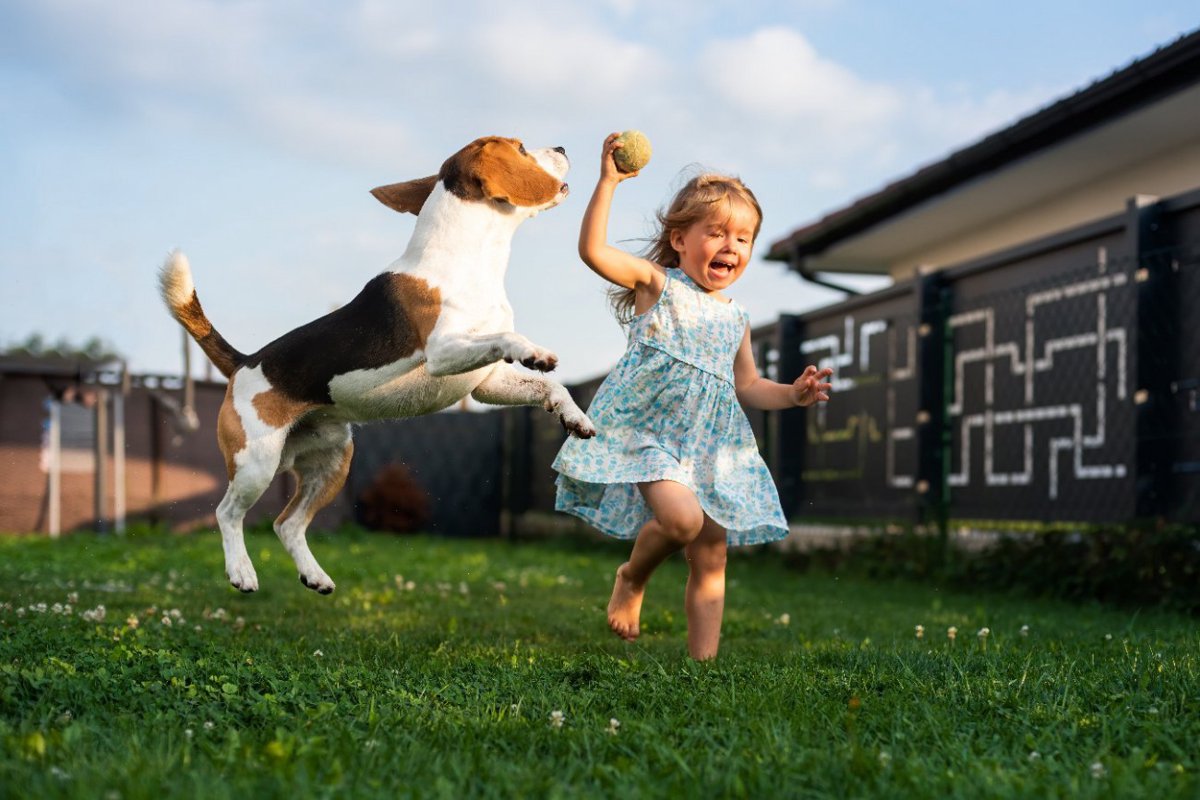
[370,136,569,218]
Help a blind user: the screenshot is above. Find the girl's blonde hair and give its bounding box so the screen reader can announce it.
[609,172,763,324]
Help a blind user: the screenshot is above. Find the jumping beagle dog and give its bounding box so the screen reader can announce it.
[159,136,595,595]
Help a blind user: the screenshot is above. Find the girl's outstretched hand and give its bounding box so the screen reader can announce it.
[791,365,833,407]
[600,132,639,184]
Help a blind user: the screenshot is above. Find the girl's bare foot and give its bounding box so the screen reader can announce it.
[607,563,644,641]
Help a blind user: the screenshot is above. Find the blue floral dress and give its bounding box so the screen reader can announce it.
[553,268,788,545]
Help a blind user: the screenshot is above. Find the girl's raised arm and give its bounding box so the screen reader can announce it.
[578,134,658,292]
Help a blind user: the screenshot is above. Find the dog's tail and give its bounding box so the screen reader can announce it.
[158,250,247,378]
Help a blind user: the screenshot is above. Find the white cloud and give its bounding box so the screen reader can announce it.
[701,27,901,133]
[473,17,668,103]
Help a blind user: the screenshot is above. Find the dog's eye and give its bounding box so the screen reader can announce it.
[518,144,527,155]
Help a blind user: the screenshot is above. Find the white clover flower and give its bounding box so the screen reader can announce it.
[607,718,620,735]
[67,592,79,604]
[1105,633,1113,641]
[49,766,71,781]
[161,616,172,627]
[126,615,139,629]
[458,582,469,595]
[169,609,181,619]
[1029,751,1041,761]
[313,650,324,657]
[776,613,791,626]
[203,721,214,731]
[947,626,958,641]
[1091,762,1106,779]
[549,710,565,729]
[977,627,990,640]
[52,603,64,614]
[1020,624,1030,637]
[915,625,925,639]
[81,605,106,622]
[185,729,193,739]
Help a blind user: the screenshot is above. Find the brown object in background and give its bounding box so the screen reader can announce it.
[357,463,431,533]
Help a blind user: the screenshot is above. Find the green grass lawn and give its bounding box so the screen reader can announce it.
[0,527,1197,799]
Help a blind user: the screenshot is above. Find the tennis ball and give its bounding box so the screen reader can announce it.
[613,130,652,173]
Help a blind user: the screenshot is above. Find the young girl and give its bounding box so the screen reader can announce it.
[553,133,834,660]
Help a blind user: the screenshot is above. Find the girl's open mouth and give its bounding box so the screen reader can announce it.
[709,259,735,276]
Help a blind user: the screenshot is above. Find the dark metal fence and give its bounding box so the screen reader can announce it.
[349,412,508,537]
[768,190,1200,526]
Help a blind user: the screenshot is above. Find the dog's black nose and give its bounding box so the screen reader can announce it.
[553,146,566,155]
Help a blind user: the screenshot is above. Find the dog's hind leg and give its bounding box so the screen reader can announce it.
[274,423,353,595]
[215,434,288,593]
[216,384,286,592]
[471,364,596,438]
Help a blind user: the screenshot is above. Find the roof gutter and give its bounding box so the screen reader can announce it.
[789,250,862,295]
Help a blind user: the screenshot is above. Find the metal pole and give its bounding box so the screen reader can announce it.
[93,388,109,533]
[48,399,61,538]
[113,367,128,534]
[183,329,194,415]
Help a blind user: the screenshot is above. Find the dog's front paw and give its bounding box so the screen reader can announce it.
[502,336,558,372]
[561,410,597,439]
[226,556,259,593]
[520,350,558,372]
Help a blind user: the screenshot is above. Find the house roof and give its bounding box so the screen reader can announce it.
[766,28,1200,273]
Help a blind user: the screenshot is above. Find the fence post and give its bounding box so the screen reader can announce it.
[93,387,109,533]
[1131,194,1178,518]
[774,314,806,518]
[914,267,951,553]
[500,407,532,540]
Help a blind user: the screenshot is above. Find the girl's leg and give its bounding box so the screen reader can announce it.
[683,516,728,660]
[607,480,704,642]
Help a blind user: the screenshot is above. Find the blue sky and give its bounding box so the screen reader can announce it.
[2,1,1197,383]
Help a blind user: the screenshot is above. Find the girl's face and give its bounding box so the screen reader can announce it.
[669,201,758,294]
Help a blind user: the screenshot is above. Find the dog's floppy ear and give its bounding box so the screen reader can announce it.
[370,176,439,215]
[476,149,561,208]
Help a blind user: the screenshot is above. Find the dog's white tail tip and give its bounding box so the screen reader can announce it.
[159,249,195,307]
